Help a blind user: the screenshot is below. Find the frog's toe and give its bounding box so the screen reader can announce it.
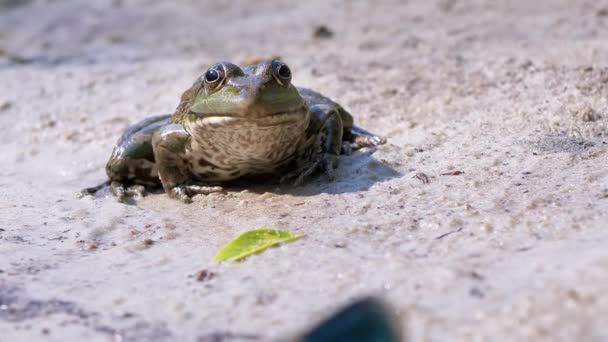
[126,185,146,198]
[280,163,308,186]
[322,153,338,181]
[110,181,128,202]
[168,185,224,203]
[293,160,323,186]
[341,142,353,156]
[77,180,111,198]
[110,182,147,203]
[282,153,338,186]
[351,135,386,150]
[168,187,193,203]
[349,126,387,150]
[186,185,224,196]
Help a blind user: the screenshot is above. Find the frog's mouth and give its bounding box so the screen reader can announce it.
[192,106,308,126]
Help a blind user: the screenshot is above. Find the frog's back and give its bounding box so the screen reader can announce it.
[297,87,354,129]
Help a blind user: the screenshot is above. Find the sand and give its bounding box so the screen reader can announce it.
[1,0,608,341]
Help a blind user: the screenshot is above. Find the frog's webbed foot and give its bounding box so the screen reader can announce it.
[110,181,147,203]
[77,180,149,203]
[168,185,224,203]
[346,126,387,151]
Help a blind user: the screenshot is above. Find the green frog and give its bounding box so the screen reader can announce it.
[83,59,386,202]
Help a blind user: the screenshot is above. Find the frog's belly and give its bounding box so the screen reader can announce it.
[186,115,309,181]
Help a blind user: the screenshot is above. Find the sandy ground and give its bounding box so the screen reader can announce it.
[2,0,608,341]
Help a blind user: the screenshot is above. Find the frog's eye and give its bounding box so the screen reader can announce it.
[205,69,220,82]
[203,65,226,91]
[271,60,291,86]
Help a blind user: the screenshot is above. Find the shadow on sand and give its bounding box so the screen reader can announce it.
[217,147,402,197]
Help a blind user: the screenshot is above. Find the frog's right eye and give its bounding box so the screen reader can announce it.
[205,69,219,82]
[203,65,226,91]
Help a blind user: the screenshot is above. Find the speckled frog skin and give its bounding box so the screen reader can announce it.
[87,59,385,202]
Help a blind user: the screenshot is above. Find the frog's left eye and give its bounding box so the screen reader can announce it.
[271,60,291,86]
[203,64,226,92]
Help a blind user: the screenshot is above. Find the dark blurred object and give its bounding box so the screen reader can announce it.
[0,49,31,64]
[313,26,334,40]
[0,0,31,9]
[301,297,401,342]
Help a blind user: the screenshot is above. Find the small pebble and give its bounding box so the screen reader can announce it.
[0,101,12,111]
[313,25,334,39]
[195,270,215,282]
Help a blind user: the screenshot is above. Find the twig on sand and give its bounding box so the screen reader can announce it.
[441,170,465,176]
[414,172,430,184]
[435,227,464,240]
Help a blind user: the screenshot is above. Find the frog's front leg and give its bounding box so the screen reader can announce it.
[282,104,343,185]
[80,114,170,201]
[152,124,223,203]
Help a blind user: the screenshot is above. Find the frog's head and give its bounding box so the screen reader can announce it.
[184,59,307,125]
[178,60,311,165]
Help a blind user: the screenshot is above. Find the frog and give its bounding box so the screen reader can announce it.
[82,59,386,203]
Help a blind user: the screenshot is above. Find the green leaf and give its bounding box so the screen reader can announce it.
[212,228,303,263]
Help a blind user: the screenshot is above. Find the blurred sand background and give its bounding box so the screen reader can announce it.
[1,0,608,341]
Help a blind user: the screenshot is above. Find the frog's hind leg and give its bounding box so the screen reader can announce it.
[342,126,387,155]
[81,114,172,202]
[296,87,386,154]
[281,104,343,186]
